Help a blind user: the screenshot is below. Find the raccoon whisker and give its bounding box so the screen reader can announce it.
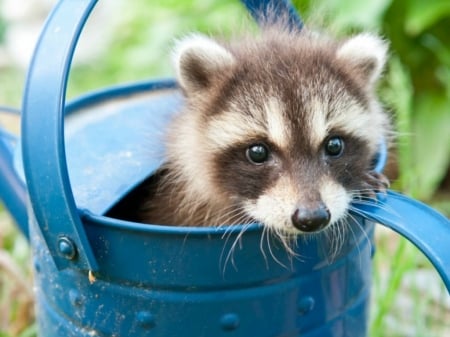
[343,213,365,267]
[222,221,254,273]
[332,222,343,262]
[215,207,249,229]
[259,226,270,270]
[220,224,244,272]
[351,200,397,218]
[347,207,375,246]
[203,199,249,227]
[264,228,289,269]
[288,235,301,267]
[350,187,387,191]
[219,226,238,261]
[319,191,351,261]
[338,220,349,259]
[216,207,260,273]
[351,197,402,219]
[324,219,346,262]
[321,230,331,261]
[298,230,313,248]
[346,206,369,221]
[350,189,394,208]
[217,210,251,242]
[349,188,385,194]
[272,228,299,259]
[350,191,384,204]
[215,208,253,261]
[347,205,370,241]
[349,190,374,197]
[346,209,374,268]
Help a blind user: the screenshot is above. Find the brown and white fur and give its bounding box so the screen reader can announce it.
[139,23,390,238]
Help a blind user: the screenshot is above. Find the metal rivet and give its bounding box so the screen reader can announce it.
[136,311,156,329]
[298,296,315,315]
[220,313,240,331]
[69,289,83,307]
[57,237,77,260]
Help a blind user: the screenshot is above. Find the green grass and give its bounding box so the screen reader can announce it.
[1,0,449,336]
[371,230,450,336]
[0,207,35,337]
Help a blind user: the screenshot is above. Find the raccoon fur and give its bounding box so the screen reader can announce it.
[138,23,391,236]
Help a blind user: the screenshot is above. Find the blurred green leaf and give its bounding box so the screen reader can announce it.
[0,20,5,44]
[380,56,414,192]
[17,324,37,337]
[68,0,248,97]
[411,93,450,199]
[308,0,392,31]
[405,0,450,35]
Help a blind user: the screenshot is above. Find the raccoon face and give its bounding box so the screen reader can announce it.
[171,30,389,233]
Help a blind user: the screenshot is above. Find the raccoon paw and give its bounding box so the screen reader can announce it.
[358,171,390,200]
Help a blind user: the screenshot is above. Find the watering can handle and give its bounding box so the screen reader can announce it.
[20,0,301,272]
[22,0,99,271]
[352,191,450,293]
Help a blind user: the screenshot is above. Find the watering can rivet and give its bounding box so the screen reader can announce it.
[136,311,156,329]
[297,296,315,315]
[220,313,240,331]
[57,236,77,260]
[69,289,83,307]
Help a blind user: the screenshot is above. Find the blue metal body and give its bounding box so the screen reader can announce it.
[0,0,449,336]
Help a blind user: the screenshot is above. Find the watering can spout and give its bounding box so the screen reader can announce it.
[352,191,450,293]
[0,128,28,238]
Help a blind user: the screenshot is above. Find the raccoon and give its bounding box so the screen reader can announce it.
[138,23,391,236]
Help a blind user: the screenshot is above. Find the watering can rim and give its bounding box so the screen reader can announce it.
[82,208,263,235]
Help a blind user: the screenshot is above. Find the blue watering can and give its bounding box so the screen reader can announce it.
[0,0,449,336]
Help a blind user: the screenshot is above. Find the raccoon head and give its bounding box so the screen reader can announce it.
[169,30,390,233]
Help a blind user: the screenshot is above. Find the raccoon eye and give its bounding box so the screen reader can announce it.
[246,144,269,164]
[325,136,344,157]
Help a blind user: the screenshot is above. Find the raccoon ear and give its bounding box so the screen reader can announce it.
[173,34,236,94]
[336,34,388,86]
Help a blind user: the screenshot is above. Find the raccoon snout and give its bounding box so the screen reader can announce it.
[291,205,331,233]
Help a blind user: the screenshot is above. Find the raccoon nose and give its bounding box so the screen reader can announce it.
[291,206,331,232]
